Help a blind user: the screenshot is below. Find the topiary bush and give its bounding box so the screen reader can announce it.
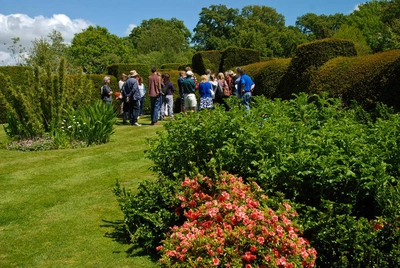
[221,47,260,72]
[243,59,291,98]
[192,50,223,75]
[278,38,357,99]
[310,49,400,111]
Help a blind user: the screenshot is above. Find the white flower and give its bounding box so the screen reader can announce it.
[68,125,72,129]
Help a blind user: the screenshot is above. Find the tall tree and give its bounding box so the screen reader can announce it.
[192,5,240,51]
[193,5,308,58]
[129,18,191,54]
[296,13,347,40]
[234,5,306,58]
[25,30,70,72]
[346,0,394,52]
[333,24,372,55]
[69,26,133,74]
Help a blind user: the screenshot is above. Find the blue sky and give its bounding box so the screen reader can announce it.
[0,0,362,65]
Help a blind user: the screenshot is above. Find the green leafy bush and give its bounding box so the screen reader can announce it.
[113,176,183,252]
[136,93,400,266]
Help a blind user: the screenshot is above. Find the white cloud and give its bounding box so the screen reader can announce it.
[124,23,137,35]
[352,4,360,12]
[0,13,93,66]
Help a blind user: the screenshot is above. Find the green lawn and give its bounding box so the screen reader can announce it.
[0,116,163,267]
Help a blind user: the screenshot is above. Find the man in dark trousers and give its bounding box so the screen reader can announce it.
[148,66,162,125]
[124,70,142,126]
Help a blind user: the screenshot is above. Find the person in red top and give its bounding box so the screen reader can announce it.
[148,66,162,125]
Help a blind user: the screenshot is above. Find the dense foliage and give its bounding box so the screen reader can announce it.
[117,94,400,266]
[193,5,307,58]
[69,26,134,74]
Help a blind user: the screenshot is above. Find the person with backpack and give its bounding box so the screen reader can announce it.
[124,70,142,126]
[101,76,113,105]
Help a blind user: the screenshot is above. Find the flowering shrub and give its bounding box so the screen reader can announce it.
[158,173,316,267]
[6,135,55,151]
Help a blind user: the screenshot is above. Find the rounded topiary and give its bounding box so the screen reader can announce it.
[279,38,357,99]
[310,49,400,110]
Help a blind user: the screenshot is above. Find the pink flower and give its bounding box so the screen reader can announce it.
[276,257,287,266]
[213,257,220,266]
[257,236,265,245]
[283,202,291,211]
[243,251,257,262]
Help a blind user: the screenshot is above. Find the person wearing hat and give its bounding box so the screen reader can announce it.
[182,70,197,112]
[124,70,142,126]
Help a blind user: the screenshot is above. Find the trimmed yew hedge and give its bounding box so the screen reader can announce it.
[278,38,357,99]
[310,49,400,110]
[192,47,260,75]
[107,63,150,81]
[243,59,291,98]
[220,47,260,72]
[160,63,189,71]
[192,50,222,75]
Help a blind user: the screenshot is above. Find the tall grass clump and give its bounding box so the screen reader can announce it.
[63,101,117,146]
[116,93,400,267]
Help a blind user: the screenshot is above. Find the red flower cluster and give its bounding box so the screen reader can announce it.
[158,173,317,267]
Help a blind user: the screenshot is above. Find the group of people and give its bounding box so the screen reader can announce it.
[179,66,255,112]
[101,66,255,126]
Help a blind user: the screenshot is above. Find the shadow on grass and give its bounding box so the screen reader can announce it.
[101,219,159,261]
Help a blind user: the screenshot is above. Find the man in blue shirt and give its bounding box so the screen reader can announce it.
[236,67,255,111]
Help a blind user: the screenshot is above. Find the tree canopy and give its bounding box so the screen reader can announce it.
[129,18,191,54]
[69,26,134,74]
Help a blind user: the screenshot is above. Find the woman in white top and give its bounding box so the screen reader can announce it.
[138,76,146,116]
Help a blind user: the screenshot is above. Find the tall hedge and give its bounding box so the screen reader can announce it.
[243,59,291,98]
[160,63,189,71]
[279,38,357,99]
[192,50,223,75]
[221,47,260,72]
[107,63,150,81]
[192,47,260,75]
[310,49,400,110]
